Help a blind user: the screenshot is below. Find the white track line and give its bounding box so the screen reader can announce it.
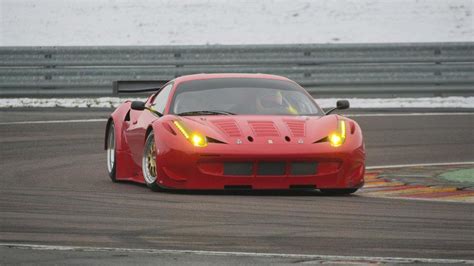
[1,243,473,264]
[0,118,107,125]
[1,112,473,125]
[366,162,474,170]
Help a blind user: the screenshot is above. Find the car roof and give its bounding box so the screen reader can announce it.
[173,73,293,86]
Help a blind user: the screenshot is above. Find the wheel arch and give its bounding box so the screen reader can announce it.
[104,117,114,150]
[145,125,154,141]
[104,101,132,151]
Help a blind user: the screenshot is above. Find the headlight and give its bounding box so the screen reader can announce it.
[191,133,207,147]
[173,121,208,147]
[329,120,346,147]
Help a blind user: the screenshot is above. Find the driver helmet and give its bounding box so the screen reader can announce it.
[259,89,283,108]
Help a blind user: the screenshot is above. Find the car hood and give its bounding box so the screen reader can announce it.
[178,115,338,145]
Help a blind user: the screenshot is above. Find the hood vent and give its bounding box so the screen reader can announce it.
[248,121,279,137]
[284,120,306,137]
[212,119,242,137]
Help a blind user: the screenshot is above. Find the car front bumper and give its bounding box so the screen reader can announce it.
[155,144,365,190]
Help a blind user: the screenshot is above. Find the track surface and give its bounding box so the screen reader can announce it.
[0,109,473,263]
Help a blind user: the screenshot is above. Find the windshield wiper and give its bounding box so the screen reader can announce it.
[177,110,236,116]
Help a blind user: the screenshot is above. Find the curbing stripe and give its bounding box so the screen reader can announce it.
[366,162,474,170]
[362,185,426,195]
[442,191,474,199]
[363,181,405,188]
[408,190,474,199]
[374,186,458,196]
[395,187,459,196]
[361,166,474,202]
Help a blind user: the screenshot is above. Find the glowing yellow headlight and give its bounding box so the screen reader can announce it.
[329,120,346,147]
[173,121,207,147]
[329,134,343,147]
[191,133,207,147]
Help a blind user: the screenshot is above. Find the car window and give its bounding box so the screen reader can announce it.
[170,78,322,116]
[150,83,173,113]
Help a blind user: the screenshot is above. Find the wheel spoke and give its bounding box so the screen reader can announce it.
[143,134,158,184]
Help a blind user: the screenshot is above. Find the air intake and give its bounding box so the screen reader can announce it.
[212,119,242,137]
[248,121,279,137]
[284,120,305,137]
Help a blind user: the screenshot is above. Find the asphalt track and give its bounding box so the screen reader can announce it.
[1,108,473,264]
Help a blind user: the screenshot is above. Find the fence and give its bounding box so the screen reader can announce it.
[0,42,473,97]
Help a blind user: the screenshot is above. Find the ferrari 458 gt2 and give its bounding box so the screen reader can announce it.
[105,74,365,194]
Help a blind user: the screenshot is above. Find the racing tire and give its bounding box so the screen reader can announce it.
[319,188,358,195]
[106,121,117,182]
[142,132,163,192]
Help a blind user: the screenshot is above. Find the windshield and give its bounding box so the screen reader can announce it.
[170,78,322,116]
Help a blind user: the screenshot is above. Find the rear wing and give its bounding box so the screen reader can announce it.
[112,80,169,95]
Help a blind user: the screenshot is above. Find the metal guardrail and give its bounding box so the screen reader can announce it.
[0,43,473,97]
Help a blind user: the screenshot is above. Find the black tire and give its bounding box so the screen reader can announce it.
[319,188,358,195]
[142,132,163,192]
[106,121,117,182]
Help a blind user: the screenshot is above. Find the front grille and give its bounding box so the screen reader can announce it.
[258,162,286,176]
[290,162,317,175]
[224,162,253,176]
[221,161,319,176]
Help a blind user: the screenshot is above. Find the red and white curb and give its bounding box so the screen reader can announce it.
[360,162,474,203]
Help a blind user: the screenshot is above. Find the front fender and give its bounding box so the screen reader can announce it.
[105,101,132,152]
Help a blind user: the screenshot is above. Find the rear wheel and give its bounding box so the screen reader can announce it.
[106,121,117,182]
[320,188,358,195]
[142,132,162,192]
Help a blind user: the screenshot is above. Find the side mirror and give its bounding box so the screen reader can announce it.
[336,100,350,110]
[131,101,146,111]
[325,100,350,115]
[130,100,163,117]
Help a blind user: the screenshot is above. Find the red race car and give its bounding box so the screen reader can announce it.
[105,74,365,194]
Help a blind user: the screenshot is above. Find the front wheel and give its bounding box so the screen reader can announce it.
[319,188,358,195]
[106,121,117,182]
[142,132,162,192]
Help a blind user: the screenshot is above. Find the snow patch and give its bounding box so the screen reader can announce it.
[1,0,472,46]
[1,97,473,109]
[0,97,145,108]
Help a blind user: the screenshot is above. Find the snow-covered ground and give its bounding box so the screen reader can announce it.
[1,1,472,108]
[1,97,473,109]
[0,0,472,46]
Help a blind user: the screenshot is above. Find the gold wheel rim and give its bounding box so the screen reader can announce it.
[146,141,157,177]
[143,134,158,184]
